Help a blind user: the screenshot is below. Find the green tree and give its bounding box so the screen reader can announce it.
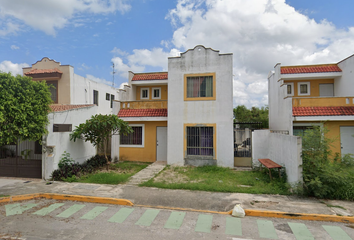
[0,72,52,145]
[70,114,132,169]
[233,105,269,128]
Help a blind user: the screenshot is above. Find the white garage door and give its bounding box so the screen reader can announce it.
[340,126,354,156]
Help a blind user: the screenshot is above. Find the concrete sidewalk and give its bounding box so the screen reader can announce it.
[0,162,353,218]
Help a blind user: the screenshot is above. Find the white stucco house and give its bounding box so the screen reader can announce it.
[0,58,118,179]
[112,45,234,167]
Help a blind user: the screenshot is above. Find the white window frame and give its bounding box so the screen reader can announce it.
[286,83,294,96]
[151,87,161,99]
[140,88,149,99]
[119,124,145,148]
[297,82,310,96]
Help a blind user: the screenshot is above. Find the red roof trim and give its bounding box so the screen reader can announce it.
[50,104,95,112]
[132,72,168,81]
[293,106,354,117]
[281,65,342,74]
[118,108,167,117]
[25,68,63,75]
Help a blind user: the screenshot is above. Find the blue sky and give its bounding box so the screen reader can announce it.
[1,0,354,107]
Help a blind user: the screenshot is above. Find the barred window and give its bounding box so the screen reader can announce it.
[120,126,143,145]
[187,126,214,156]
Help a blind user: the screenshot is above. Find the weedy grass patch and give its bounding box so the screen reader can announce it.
[63,161,149,185]
[141,165,290,195]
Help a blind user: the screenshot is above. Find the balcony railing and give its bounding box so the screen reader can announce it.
[292,97,354,107]
[120,100,167,109]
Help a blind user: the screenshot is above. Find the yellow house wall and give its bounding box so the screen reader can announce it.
[292,97,354,107]
[136,85,168,100]
[324,121,354,156]
[295,120,354,156]
[119,121,167,162]
[285,79,334,97]
[23,58,71,104]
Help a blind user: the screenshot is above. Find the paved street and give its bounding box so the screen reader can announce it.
[1,199,353,240]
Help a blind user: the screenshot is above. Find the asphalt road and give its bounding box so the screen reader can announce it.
[0,199,353,240]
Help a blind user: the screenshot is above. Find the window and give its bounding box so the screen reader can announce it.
[106,93,110,101]
[184,73,216,100]
[34,140,42,154]
[110,94,115,108]
[46,81,58,103]
[186,126,214,156]
[152,87,161,99]
[141,88,149,99]
[93,90,99,105]
[286,83,294,96]
[53,124,72,132]
[297,82,310,96]
[120,125,144,147]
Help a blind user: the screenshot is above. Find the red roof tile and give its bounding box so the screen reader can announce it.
[50,104,95,112]
[281,65,342,74]
[132,72,168,81]
[24,68,63,75]
[293,107,354,117]
[118,108,167,117]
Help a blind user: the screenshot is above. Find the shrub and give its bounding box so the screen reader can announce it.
[301,126,354,200]
[51,154,110,181]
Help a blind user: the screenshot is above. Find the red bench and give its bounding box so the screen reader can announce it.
[258,158,282,180]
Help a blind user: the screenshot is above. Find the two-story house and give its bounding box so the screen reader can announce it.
[268,54,354,157]
[112,45,234,167]
[0,57,118,179]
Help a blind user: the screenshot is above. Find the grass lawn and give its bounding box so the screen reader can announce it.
[141,165,290,195]
[64,162,149,185]
[0,195,9,198]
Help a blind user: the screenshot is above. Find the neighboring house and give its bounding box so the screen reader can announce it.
[268,54,354,157]
[0,58,118,179]
[112,45,234,167]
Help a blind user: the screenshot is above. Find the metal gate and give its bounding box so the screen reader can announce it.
[234,122,262,167]
[0,140,42,178]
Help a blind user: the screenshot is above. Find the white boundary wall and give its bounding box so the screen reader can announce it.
[252,130,302,184]
[43,105,98,179]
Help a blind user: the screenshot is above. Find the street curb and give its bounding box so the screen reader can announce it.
[0,193,133,206]
[1,194,353,223]
[245,209,354,223]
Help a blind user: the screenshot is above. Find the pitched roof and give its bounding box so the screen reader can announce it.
[24,68,63,75]
[293,106,354,117]
[50,104,95,112]
[118,108,167,117]
[281,65,342,74]
[132,72,168,81]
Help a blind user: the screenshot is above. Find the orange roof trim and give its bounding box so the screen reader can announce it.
[132,72,168,81]
[25,68,63,75]
[293,106,354,117]
[50,104,95,112]
[281,65,342,74]
[118,108,167,117]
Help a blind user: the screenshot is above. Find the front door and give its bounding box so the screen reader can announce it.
[156,127,167,161]
[340,126,354,156]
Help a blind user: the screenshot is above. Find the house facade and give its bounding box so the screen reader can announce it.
[0,58,118,179]
[268,55,354,157]
[112,45,234,167]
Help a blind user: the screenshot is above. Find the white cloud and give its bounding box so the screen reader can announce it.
[111,48,181,78]
[0,0,131,36]
[119,82,128,89]
[86,74,112,86]
[0,60,29,75]
[10,45,19,50]
[166,0,354,107]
